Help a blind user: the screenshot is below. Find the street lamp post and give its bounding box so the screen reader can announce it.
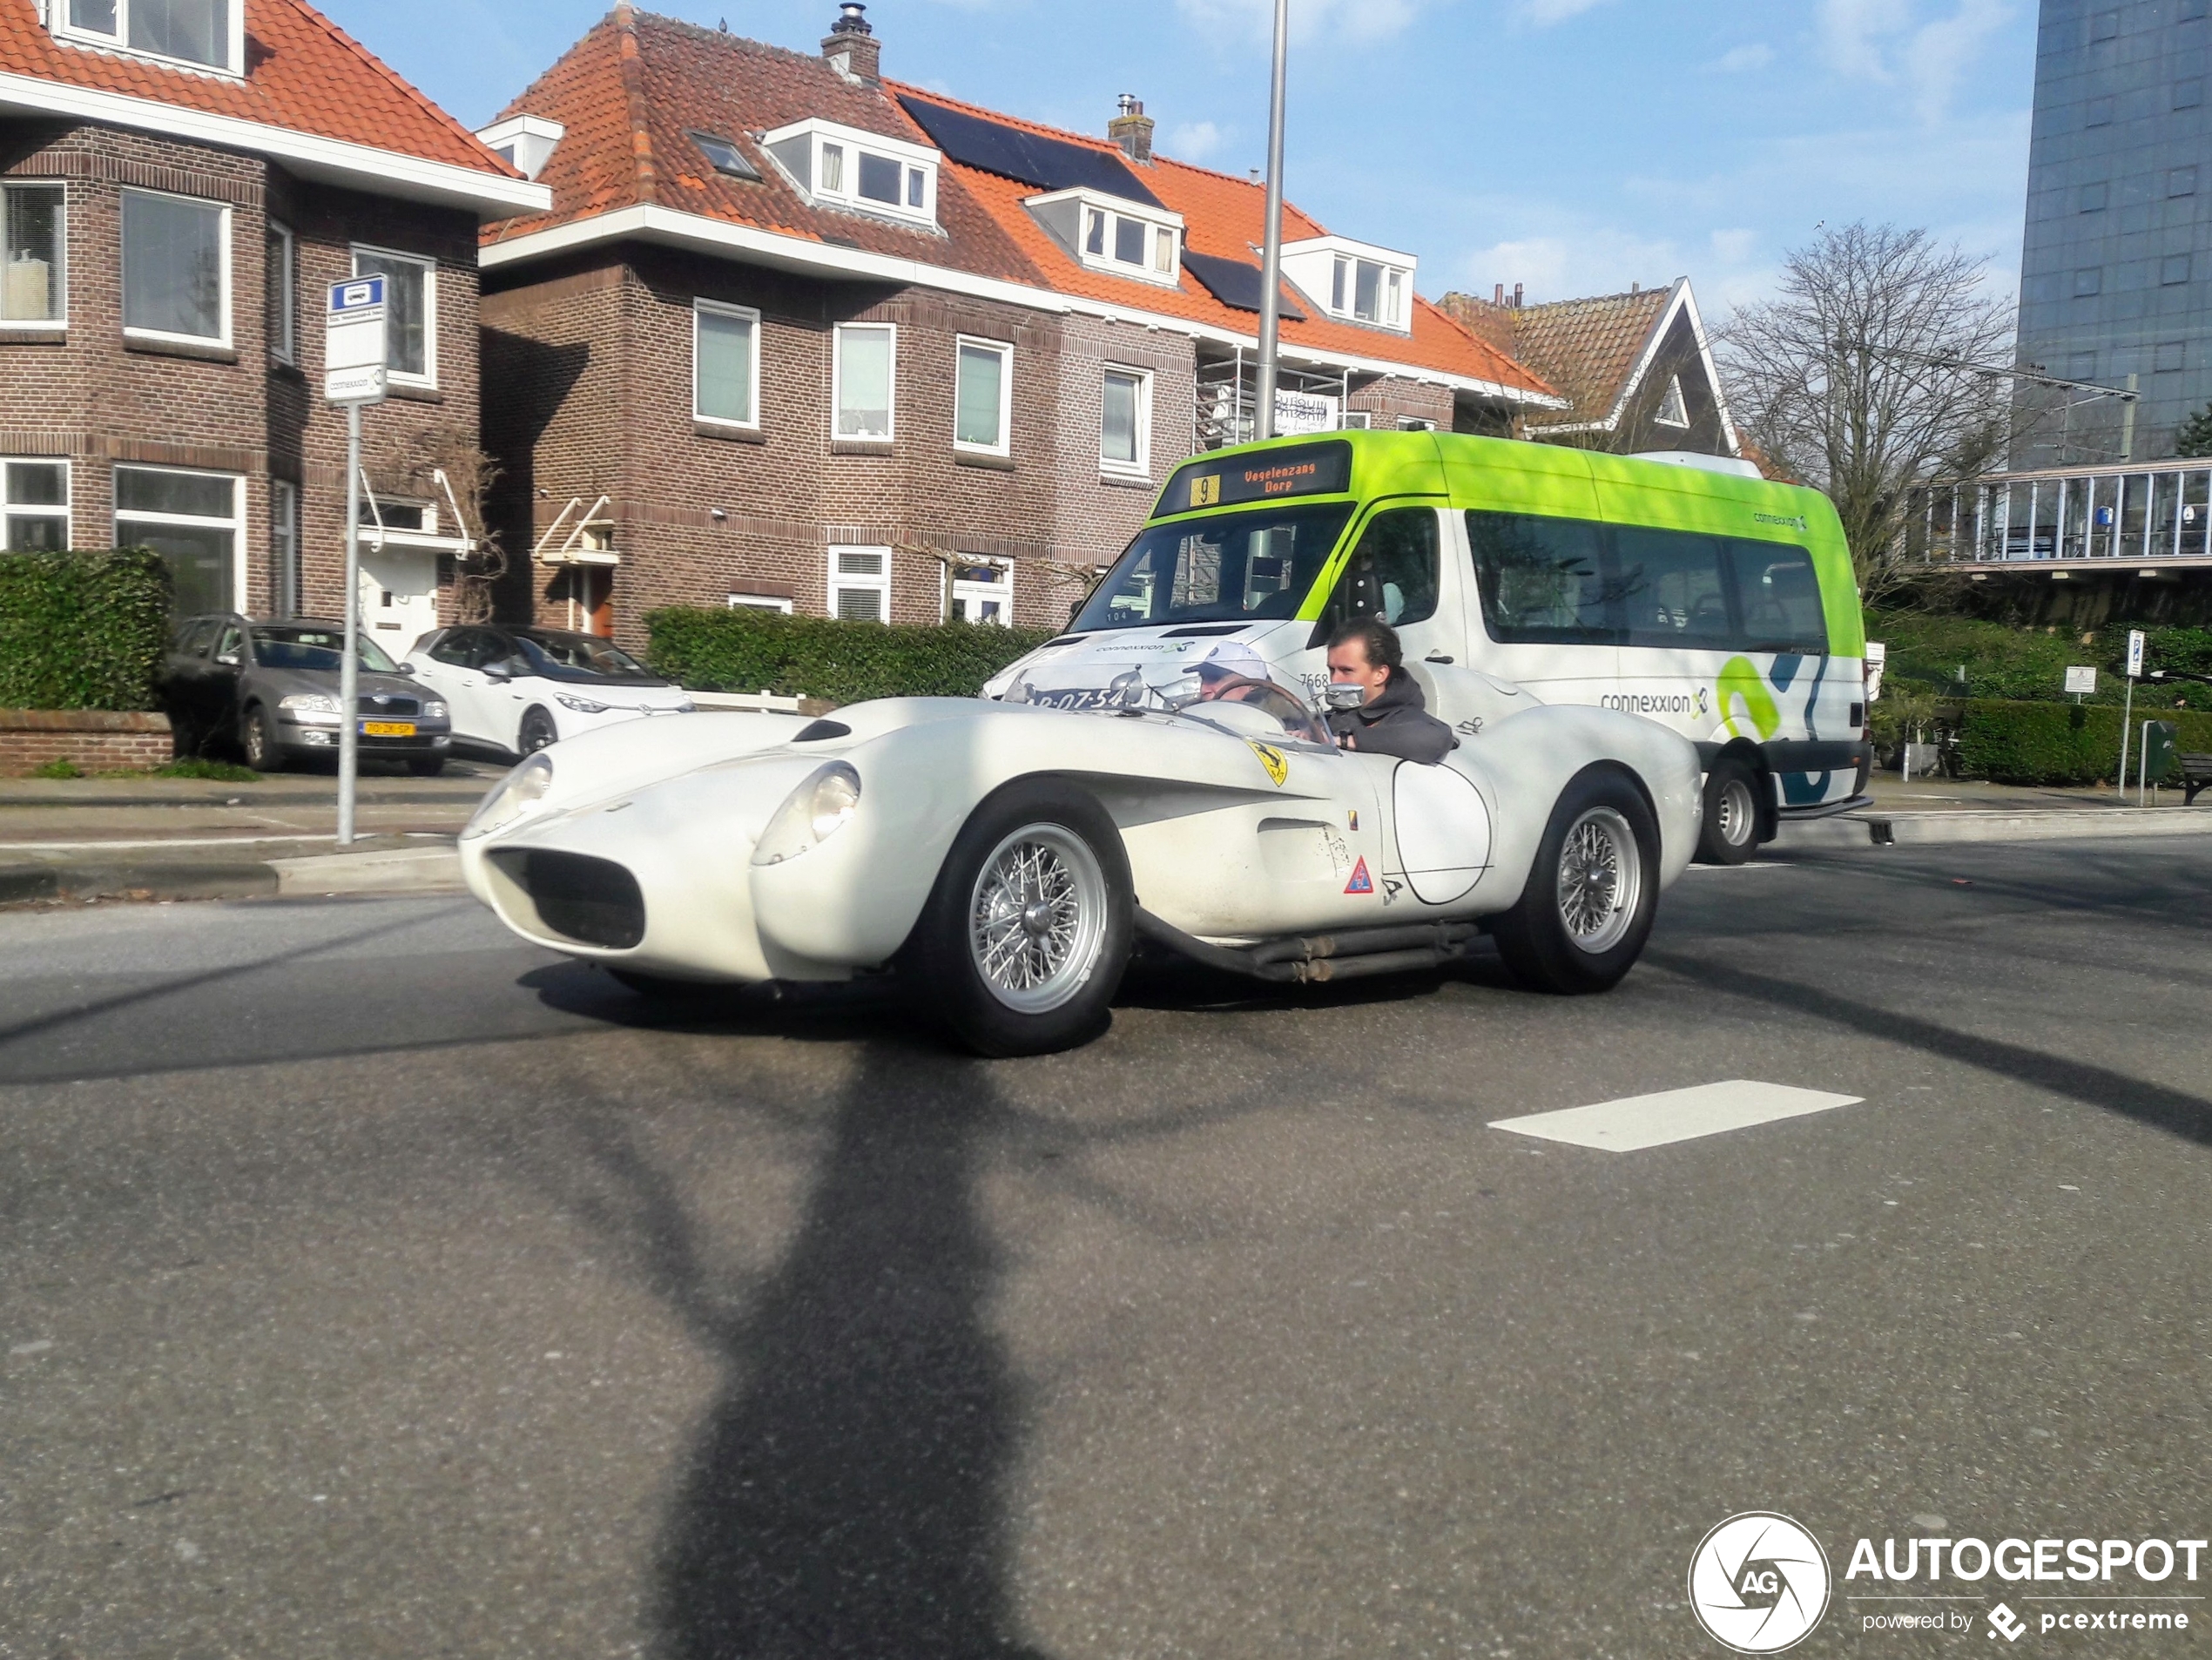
[1253,0,1289,443]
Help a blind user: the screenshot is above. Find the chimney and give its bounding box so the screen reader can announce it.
[1493,282,1504,305]
[1512,282,1523,308]
[822,3,879,84]
[1109,94,1155,165]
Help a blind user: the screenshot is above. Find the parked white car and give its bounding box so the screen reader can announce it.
[460,657,1702,1056]
[404,625,694,758]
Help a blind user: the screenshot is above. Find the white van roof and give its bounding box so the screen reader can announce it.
[1628,450,1767,481]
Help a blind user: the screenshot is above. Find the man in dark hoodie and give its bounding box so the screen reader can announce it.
[1324,617,1457,763]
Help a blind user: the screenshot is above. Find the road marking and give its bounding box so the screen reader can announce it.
[0,834,341,854]
[1489,1080,1864,1151]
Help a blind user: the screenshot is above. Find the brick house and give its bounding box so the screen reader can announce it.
[476,4,1562,640]
[0,0,548,645]
[1438,278,1742,459]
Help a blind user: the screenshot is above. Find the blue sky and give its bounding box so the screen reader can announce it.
[321,0,2040,320]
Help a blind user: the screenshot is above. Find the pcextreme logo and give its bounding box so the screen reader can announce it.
[1689,1513,1833,1653]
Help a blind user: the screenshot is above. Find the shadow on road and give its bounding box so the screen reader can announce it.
[546,1041,1052,1660]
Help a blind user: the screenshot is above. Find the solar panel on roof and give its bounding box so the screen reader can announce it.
[896,94,1163,208]
[1180,249,1307,320]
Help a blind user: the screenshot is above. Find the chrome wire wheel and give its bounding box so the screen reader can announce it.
[1555,806,1643,955]
[1715,774,1757,849]
[967,823,1109,1014]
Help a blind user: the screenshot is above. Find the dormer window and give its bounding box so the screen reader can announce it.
[53,0,243,76]
[1279,235,1416,334]
[475,115,568,183]
[1025,188,1184,288]
[760,118,939,229]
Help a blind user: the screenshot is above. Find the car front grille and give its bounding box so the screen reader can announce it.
[510,851,647,950]
[359,694,420,718]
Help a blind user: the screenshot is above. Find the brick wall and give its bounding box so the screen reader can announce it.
[0,709,173,775]
[0,121,484,626]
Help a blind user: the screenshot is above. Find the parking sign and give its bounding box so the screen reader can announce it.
[2126,628,2146,678]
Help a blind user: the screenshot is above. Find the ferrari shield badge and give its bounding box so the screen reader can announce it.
[1248,742,1289,787]
[1344,856,1374,895]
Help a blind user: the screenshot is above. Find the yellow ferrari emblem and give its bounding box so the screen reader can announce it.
[1248,741,1289,786]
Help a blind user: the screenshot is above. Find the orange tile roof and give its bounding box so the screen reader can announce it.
[0,0,519,178]
[1440,284,1675,427]
[487,9,1557,400]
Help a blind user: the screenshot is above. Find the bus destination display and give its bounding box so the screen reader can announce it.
[1157,441,1352,516]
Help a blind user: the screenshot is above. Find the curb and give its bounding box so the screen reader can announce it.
[0,843,462,906]
[1779,807,2212,849]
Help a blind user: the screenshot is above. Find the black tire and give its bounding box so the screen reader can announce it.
[1696,754,1761,866]
[518,706,559,755]
[1490,766,1661,995]
[906,779,1134,1056]
[407,756,446,777]
[240,704,282,773]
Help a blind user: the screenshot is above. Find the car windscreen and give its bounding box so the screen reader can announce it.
[1072,502,1356,632]
[251,627,401,674]
[512,631,658,680]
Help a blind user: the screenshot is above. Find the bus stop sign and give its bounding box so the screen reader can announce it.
[326,275,388,405]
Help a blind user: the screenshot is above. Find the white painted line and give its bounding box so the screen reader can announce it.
[1489,1080,1865,1152]
[0,834,339,854]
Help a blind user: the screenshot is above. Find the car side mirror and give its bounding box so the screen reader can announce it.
[483,663,511,683]
[396,661,417,676]
[1324,682,1367,711]
[214,651,239,667]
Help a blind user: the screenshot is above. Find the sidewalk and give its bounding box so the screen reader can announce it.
[1778,773,2212,849]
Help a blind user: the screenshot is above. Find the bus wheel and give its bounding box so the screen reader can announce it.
[1696,756,1761,866]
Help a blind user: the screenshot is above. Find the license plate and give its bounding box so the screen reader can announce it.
[361,720,416,738]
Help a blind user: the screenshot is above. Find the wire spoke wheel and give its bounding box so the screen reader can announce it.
[1555,806,1642,955]
[968,824,1108,1014]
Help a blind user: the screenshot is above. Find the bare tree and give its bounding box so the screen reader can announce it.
[1719,223,2013,600]
[369,422,507,624]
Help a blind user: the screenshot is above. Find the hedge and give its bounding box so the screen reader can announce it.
[1868,607,2212,705]
[1954,698,2212,786]
[646,606,1055,704]
[0,549,171,712]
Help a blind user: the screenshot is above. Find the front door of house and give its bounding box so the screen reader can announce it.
[358,547,439,658]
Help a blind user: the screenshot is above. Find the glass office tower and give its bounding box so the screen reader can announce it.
[2017,0,2212,465]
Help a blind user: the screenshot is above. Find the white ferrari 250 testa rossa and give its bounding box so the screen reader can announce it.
[460,658,1702,1056]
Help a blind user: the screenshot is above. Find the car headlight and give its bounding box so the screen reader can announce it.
[556,692,611,715]
[751,762,860,867]
[463,752,555,840]
[421,699,449,720]
[279,692,342,725]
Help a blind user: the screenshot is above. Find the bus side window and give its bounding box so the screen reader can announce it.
[1615,525,1734,647]
[1314,508,1439,641]
[1466,510,1613,644]
[1729,540,1827,653]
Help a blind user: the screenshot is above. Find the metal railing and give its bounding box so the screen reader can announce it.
[1902,458,2212,567]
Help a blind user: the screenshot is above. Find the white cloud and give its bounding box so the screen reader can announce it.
[1168,119,1226,161]
[1710,227,1760,264]
[1519,0,1608,24]
[1704,42,1776,74]
[1817,0,2017,121]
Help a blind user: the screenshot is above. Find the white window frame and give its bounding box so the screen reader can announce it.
[121,188,231,348]
[113,463,244,612]
[51,0,246,79]
[266,218,294,365]
[350,244,438,390]
[1655,374,1690,429]
[828,546,893,622]
[692,298,762,431]
[1,180,67,330]
[833,321,897,444]
[952,334,1014,457]
[1100,365,1153,478]
[727,593,793,615]
[945,558,1015,627]
[759,118,940,229]
[1280,234,1417,334]
[1,457,72,552]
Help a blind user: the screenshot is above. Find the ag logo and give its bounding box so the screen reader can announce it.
[1688,1513,1831,1653]
[1247,741,1289,787]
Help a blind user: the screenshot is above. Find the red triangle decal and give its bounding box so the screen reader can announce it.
[1344,856,1373,895]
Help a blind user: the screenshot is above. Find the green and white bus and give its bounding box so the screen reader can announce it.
[994,430,1869,863]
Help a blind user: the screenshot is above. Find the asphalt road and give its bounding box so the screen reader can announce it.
[2,838,2208,1659]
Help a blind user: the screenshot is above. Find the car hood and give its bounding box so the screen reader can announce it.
[253,665,429,701]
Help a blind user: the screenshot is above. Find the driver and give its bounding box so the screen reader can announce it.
[1186,639,1278,702]
[1325,618,1456,763]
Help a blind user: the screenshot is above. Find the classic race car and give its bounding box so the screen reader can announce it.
[460,657,1702,1056]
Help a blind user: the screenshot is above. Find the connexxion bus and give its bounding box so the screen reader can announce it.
[988,430,1869,864]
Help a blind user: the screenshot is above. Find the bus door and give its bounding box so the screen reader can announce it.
[1275,503,1470,717]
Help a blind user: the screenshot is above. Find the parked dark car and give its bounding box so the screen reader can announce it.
[158,614,454,774]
